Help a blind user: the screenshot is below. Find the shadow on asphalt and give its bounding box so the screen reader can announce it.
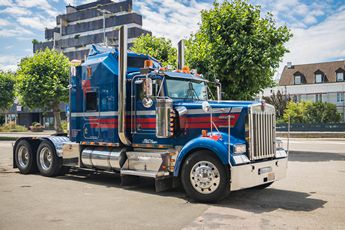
[217,188,327,213]
[288,151,345,162]
[52,168,326,213]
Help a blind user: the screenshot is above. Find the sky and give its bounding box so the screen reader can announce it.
[0,0,344,79]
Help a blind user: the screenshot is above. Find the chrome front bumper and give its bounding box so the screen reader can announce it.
[230,157,288,191]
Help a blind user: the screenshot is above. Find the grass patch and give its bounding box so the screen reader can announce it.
[0,122,28,132]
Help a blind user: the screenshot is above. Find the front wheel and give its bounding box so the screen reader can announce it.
[181,150,230,202]
[36,141,62,177]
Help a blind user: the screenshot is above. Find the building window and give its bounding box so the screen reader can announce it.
[316,94,323,102]
[294,75,301,85]
[315,74,323,83]
[337,93,344,102]
[336,72,344,82]
[293,95,301,102]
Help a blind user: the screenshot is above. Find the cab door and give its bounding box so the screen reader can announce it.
[132,77,163,145]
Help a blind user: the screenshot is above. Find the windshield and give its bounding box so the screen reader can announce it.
[166,78,208,100]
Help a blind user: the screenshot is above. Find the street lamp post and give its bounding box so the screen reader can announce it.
[97,8,112,47]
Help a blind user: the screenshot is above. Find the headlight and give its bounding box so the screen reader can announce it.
[233,144,246,154]
[276,139,283,149]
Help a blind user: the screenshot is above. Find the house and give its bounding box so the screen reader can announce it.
[261,60,345,121]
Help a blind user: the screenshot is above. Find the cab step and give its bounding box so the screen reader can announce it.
[120,169,158,178]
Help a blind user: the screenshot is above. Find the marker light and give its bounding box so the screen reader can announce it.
[182,66,190,73]
[144,60,153,68]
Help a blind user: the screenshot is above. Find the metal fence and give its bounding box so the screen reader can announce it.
[277,123,345,132]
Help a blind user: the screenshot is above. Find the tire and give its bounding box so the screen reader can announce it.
[251,182,273,190]
[181,150,230,203]
[36,141,63,177]
[14,140,37,174]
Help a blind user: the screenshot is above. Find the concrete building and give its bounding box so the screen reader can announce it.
[1,0,151,129]
[261,60,345,121]
[34,0,150,60]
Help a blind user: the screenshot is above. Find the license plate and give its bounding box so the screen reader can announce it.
[267,172,275,181]
[258,166,272,175]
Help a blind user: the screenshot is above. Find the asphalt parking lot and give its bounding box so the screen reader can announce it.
[0,140,345,230]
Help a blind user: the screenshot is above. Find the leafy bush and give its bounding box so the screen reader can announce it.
[61,120,68,133]
[0,122,27,132]
[283,101,342,124]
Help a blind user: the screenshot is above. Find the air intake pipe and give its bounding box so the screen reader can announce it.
[177,39,185,70]
[118,25,131,146]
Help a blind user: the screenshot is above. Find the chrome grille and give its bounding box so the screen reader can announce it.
[248,104,276,160]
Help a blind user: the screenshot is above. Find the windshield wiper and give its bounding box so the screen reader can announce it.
[186,82,200,100]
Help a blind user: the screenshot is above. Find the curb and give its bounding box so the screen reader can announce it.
[277,132,345,138]
[288,150,344,155]
[0,137,17,141]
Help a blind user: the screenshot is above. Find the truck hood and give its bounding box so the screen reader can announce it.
[173,100,261,111]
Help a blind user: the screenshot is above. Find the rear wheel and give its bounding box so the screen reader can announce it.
[15,140,37,174]
[181,150,230,202]
[36,141,62,177]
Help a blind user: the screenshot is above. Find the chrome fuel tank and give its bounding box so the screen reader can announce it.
[81,147,126,171]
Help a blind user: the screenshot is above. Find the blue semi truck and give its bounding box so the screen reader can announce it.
[13,26,288,202]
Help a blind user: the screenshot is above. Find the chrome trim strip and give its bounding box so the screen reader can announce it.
[71,108,243,118]
[71,111,118,117]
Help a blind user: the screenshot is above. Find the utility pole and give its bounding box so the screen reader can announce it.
[97,8,112,47]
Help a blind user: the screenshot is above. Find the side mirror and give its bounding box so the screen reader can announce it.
[202,101,211,113]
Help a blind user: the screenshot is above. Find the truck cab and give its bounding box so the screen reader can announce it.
[13,26,288,202]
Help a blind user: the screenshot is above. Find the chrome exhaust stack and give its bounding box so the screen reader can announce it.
[177,39,185,70]
[118,25,131,146]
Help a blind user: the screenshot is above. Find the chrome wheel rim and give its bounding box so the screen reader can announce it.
[18,146,29,168]
[39,147,53,171]
[190,161,220,194]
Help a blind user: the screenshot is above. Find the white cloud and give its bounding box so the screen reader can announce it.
[17,16,54,30]
[135,0,212,45]
[64,0,76,5]
[0,55,20,72]
[15,0,59,17]
[0,18,11,26]
[255,0,330,28]
[277,7,345,78]
[1,6,31,15]
[0,25,33,37]
[0,0,13,6]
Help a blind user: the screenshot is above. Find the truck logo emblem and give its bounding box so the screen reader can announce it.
[143,139,157,144]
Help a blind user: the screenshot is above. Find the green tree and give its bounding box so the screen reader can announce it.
[306,102,341,123]
[186,0,292,100]
[131,34,177,67]
[283,101,310,124]
[16,48,70,132]
[283,101,342,124]
[0,71,15,111]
